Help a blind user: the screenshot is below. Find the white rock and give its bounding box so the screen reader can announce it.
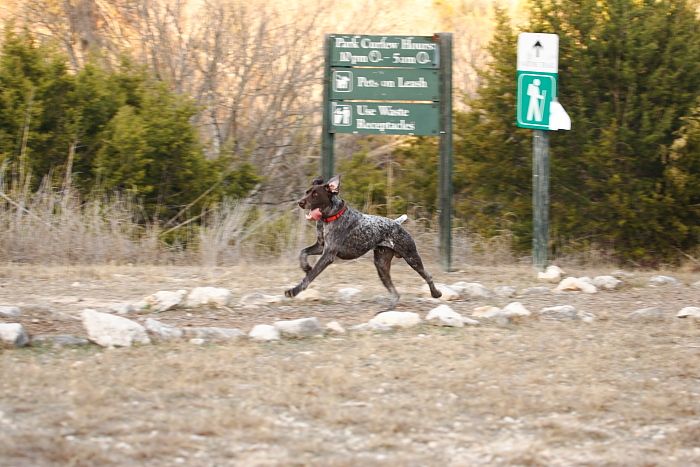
[538,265,564,282]
[274,317,323,338]
[337,287,362,301]
[144,318,183,340]
[472,306,502,318]
[185,287,233,307]
[144,290,187,312]
[611,270,635,278]
[248,324,281,341]
[0,323,29,347]
[593,275,622,290]
[296,288,322,301]
[502,302,532,317]
[131,300,149,311]
[369,311,421,328]
[239,293,283,307]
[325,321,346,334]
[539,305,578,320]
[351,322,394,333]
[628,307,667,321]
[579,311,596,323]
[426,304,466,327]
[649,275,680,286]
[692,280,700,289]
[108,303,136,315]
[32,334,89,347]
[555,277,598,294]
[81,309,150,347]
[422,283,460,301]
[183,327,245,341]
[493,286,517,298]
[450,282,491,299]
[0,306,21,318]
[520,286,551,295]
[677,307,700,319]
[189,338,206,345]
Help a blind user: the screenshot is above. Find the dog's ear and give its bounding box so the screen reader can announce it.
[326,175,340,194]
[311,177,324,185]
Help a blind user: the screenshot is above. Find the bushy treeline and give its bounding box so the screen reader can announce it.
[343,0,700,265]
[0,30,258,221]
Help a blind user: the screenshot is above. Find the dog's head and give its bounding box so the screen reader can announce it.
[297,175,340,221]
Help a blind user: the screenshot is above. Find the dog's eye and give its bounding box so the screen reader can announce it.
[312,192,318,198]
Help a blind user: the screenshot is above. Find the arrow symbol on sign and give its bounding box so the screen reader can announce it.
[533,40,543,57]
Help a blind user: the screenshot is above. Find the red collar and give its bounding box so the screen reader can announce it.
[322,206,347,223]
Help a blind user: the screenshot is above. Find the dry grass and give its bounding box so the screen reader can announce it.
[1,262,699,466]
[0,174,524,268]
[2,323,699,466]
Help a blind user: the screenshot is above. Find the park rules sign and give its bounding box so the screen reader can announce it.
[327,34,441,136]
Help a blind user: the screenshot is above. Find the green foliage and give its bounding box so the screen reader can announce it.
[336,137,440,220]
[396,1,700,265]
[0,29,75,178]
[337,149,388,214]
[0,29,258,220]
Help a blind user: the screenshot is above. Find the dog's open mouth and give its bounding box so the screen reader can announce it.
[305,208,322,221]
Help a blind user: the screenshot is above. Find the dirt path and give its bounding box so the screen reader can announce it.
[1,261,699,466]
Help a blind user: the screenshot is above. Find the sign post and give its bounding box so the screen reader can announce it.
[516,33,570,270]
[321,36,335,181]
[322,33,453,271]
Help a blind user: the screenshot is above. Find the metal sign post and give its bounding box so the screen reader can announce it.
[438,33,453,272]
[322,33,453,271]
[516,32,570,271]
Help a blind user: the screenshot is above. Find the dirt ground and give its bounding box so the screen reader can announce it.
[1,259,699,466]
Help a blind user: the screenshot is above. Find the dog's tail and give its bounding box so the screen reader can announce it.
[394,214,408,225]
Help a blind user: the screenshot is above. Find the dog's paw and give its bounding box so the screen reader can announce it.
[285,286,301,298]
[301,264,312,273]
[431,289,443,299]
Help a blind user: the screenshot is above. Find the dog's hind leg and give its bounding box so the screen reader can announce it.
[392,233,442,299]
[373,246,400,310]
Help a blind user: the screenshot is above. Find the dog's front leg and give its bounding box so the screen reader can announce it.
[299,222,324,272]
[299,242,323,273]
[286,250,335,298]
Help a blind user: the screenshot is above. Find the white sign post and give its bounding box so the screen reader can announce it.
[516,32,570,270]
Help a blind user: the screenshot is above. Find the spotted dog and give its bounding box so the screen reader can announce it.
[285,175,442,309]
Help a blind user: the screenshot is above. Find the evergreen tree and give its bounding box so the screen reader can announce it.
[392,1,700,264]
[0,30,258,220]
[0,29,75,183]
[530,0,700,263]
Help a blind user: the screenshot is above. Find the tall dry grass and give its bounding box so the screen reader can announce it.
[0,177,317,266]
[0,176,519,267]
[0,180,162,265]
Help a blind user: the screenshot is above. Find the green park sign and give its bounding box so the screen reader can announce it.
[516,71,557,130]
[330,68,439,101]
[330,101,439,135]
[329,35,439,68]
[515,32,570,131]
